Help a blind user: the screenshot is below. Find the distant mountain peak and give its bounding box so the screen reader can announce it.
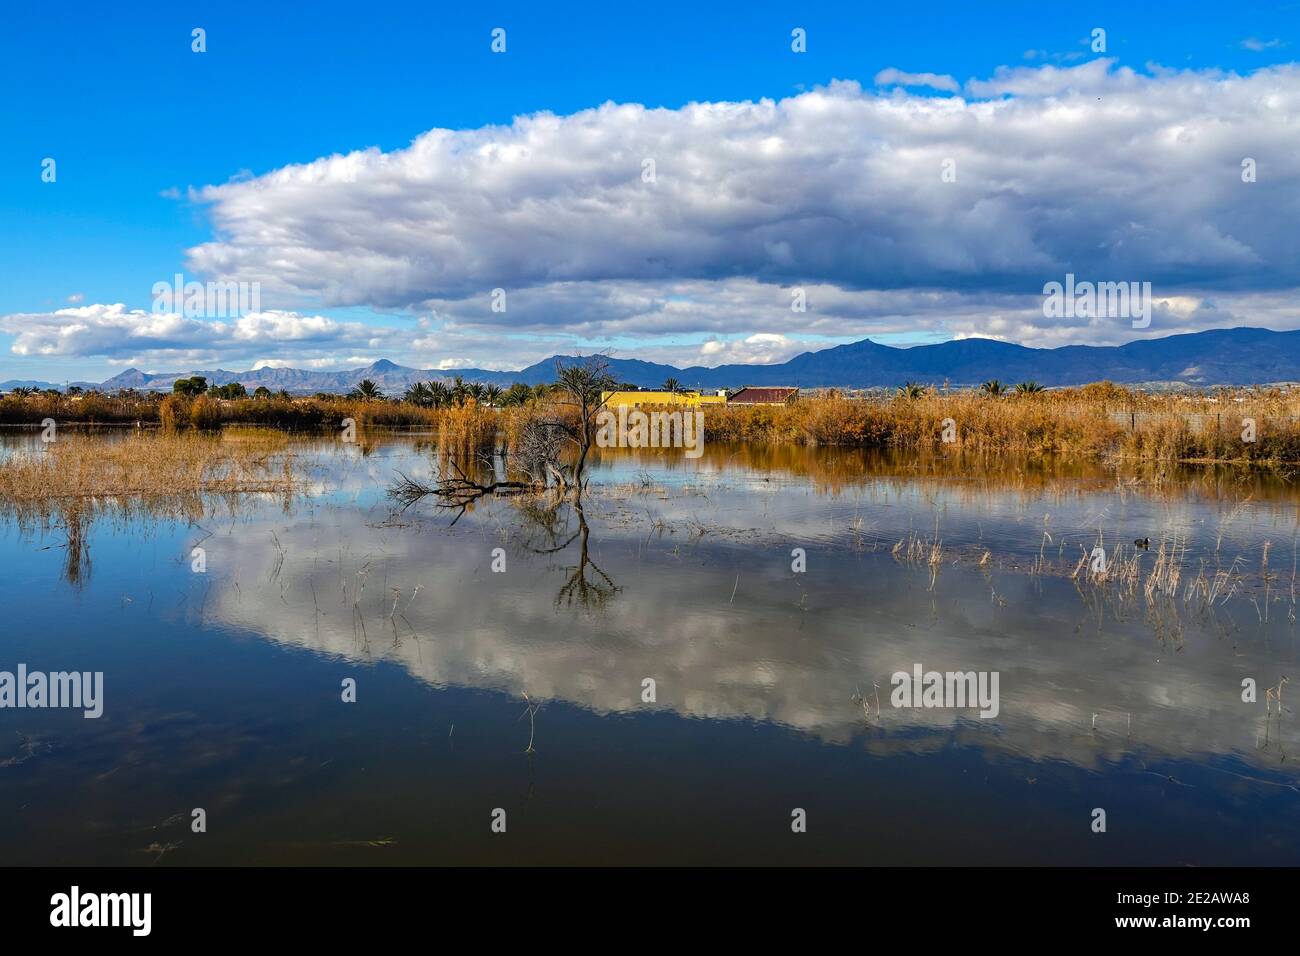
[7,328,1297,395]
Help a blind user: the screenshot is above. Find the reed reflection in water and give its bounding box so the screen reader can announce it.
[0,431,1295,864]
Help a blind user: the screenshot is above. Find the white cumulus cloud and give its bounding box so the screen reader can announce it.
[184,60,1300,335]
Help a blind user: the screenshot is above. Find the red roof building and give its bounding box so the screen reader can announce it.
[727,386,799,406]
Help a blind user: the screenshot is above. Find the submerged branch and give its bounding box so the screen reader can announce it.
[388,461,543,512]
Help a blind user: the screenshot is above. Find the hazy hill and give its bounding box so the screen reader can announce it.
[5,328,1298,394]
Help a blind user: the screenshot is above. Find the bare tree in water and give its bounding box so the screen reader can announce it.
[387,357,619,604]
[390,356,614,510]
[543,357,615,498]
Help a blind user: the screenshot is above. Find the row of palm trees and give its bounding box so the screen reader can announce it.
[343,376,559,407]
[6,376,1045,405]
[896,379,1045,399]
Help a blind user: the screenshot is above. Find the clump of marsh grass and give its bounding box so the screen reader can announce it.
[0,431,297,520]
[1184,556,1245,610]
[851,683,882,724]
[891,528,944,589]
[437,398,498,456]
[0,431,298,587]
[1143,536,1186,600]
[700,383,1300,463]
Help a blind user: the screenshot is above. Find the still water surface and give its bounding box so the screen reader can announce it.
[1,433,1297,864]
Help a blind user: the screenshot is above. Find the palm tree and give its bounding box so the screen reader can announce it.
[9,386,35,398]
[1015,381,1044,394]
[980,379,1006,397]
[450,376,469,405]
[466,382,487,403]
[349,379,384,401]
[404,382,433,406]
[897,381,925,399]
[500,382,534,407]
[427,381,452,408]
[483,384,503,406]
[662,377,681,393]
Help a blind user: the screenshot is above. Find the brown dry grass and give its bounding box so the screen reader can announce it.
[0,391,157,425]
[436,398,499,455]
[701,384,1300,462]
[0,429,300,587]
[0,430,296,511]
[6,382,1300,463]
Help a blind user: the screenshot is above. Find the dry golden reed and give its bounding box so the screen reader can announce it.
[5,382,1300,463]
[436,398,498,455]
[702,385,1300,462]
[0,430,296,506]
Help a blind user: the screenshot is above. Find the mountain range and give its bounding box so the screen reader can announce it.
[4,328,1299,394]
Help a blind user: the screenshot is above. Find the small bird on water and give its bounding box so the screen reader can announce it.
[1134,537,1150,550]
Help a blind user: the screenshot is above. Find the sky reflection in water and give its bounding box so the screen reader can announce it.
[0,434,1296,865]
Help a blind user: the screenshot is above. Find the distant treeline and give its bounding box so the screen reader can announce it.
[4,378,1300,463]
[165,374,561,407]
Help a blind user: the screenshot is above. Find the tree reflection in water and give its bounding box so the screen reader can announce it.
[391,452,619,609]
[495,485,620,609]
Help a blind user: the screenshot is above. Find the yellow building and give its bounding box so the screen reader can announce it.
[601,389,727,408]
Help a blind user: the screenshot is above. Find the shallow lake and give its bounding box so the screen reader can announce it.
[1,431,1297,865]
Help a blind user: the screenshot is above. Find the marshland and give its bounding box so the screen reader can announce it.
[6,377,1300,463]
[1,373,1299,864]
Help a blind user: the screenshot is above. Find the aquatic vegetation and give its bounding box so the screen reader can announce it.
[7,383,1300,464]
[0,390,161,425]
[0,427,1296,865]
[0,431,296,512]
[701,384,1300,462]
[436,398,498,456]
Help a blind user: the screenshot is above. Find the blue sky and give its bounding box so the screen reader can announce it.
[2,0,1298,383]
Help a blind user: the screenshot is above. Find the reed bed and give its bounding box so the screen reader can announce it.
[2,393,452,431]
[702,385,1300,462]
[0,430,296,511]
[5,383,1300,463]
[0,433,300,587]
[0,391,158,425]
[158,395,445,431]
[436,399,499,456]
